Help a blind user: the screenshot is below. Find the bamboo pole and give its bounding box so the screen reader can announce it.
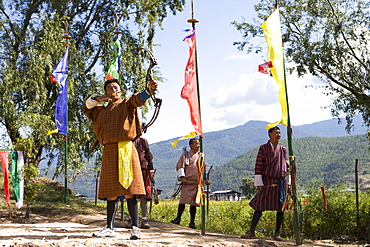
[187,0,206,235]
[355,159,359,237]
[62,21,71,204]
[274,0,301,243]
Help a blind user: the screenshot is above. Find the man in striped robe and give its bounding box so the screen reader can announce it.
[133,136,155,229]
[241,126,289,241]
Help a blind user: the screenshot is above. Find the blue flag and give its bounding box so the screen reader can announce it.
[53,47,69,136]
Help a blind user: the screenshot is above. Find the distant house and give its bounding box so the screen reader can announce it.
[75,193,88,201]
[209,189,242,201]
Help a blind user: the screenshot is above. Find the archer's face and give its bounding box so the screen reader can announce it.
[269,129,281,143]
[105,82,121,101]
[190,139,200,152]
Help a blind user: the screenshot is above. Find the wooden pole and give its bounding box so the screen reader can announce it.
[274,1,301,243]
[187,0,205,235]
[62,21,71,204]
[355,159,359,237]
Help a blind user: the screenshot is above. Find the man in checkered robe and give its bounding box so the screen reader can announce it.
[82,78,158,239]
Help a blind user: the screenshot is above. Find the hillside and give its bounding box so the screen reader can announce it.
[211,134,370,192]
[150,116,368,197]
[42,117,369,199]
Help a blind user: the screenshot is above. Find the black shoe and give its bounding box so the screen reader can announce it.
[170,218,180,225]
[141,219,151,229]
[188,223,196,229]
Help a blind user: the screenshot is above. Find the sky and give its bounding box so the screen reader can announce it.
[141,0,335,144]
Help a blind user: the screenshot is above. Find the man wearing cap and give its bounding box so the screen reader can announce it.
[82,78,158,240]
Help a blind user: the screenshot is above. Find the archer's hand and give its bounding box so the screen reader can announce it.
[204,179,211,186]
[147,80,158,95]
[180,177,188,185]
[257,186,263,193]
[93,95,112,102]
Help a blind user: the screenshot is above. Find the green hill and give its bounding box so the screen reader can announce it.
[41,117,369,199]
[150,117,368,197]
[210,134,370,193]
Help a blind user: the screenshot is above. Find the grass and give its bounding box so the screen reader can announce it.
[2,177,369,245]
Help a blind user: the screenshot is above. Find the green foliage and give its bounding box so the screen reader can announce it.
[299,184,370,241]
[23,163,41,205]
[0,0,185,194]
[239,177,257,199]
[211,134,370,194]
[233,0,370,133]
[151,187,370,243]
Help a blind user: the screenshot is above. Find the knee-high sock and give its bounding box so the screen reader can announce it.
[127,197,139,227]
[250,210,262,232]
[190,205,196,224]
[140,198,148,218]
[107,200,118,230]
[176,203,186,219]
[275,211,284,234]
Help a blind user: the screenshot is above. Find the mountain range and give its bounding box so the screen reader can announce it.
[43,116,369,199]
[150,116,369,197]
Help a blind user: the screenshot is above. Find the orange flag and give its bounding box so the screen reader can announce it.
[172,29,202,148]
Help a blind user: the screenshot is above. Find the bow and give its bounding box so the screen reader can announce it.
[135,47,162,133]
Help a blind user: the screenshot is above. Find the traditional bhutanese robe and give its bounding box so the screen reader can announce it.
[133,137,154,200]
[249,141,288,211]
[176,150,203,206]
[82,94,146,199]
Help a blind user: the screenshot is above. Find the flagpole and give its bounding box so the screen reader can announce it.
[282,45,301,246]
[274,1,301,244]
[187,0,206,236]
[62,22,71,204]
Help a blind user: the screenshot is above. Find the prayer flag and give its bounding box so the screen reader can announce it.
[11,151,24,208]
[48,75,57,84]
[105,39,121,81]
[260,9,288,128]
[258,61,273,74]
[0,151,11,207]
[53,47,69,136]
[181,29,202,136]
[172,30,202,148]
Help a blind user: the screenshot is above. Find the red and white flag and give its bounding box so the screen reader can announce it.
[258,61,273,74]
[172,29,203,148]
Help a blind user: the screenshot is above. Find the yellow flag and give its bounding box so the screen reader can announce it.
[118,141,133,189]
[195,152,205,206]
[47,129,58,136]
[171,131,198,148]
[261,9,288,128]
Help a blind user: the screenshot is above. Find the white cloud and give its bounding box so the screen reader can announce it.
[206,72,334,129]
[209,73,278,107]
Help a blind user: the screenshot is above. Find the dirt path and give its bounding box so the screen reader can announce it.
[0,213,348,247]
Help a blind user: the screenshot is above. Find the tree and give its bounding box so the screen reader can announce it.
[232,0,370,133]
[239,177,257,199]
[0,0,185,179]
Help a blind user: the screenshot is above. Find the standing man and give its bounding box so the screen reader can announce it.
[82,78,158,239]
[241,126,289,241]
[133,136,155,229]
[171,138,209,229]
